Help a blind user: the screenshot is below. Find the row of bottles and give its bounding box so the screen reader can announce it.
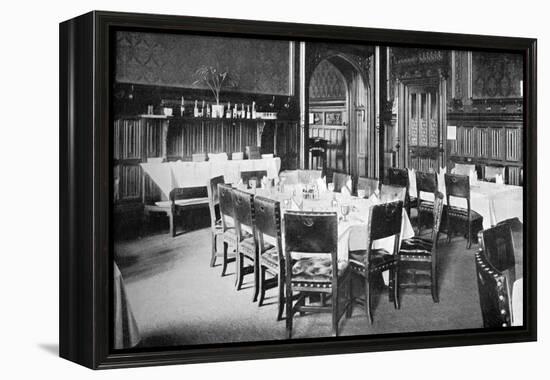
[178,96,260,119]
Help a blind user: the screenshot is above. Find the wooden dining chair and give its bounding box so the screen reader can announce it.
[297,169,323,184]
[478,224,517,290]
[332,172,352,193]
[254,196,285,320]
[398,192,445,303]
[232,188,260,302]
[349,200,403,323]
[444,173,484,249]
[245,145,261,159]
[356,177,379,198]
[240,170,268,188]
[388,167,415,215]
[207,175,225,267]
[284,211,352,338]
[217,183,237,276]
[415,171,438,232]
[379,184,406,203]
[474,248,512,328]
[278,170,300,185]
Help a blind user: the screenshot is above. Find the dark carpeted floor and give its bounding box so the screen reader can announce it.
[115,221,484,348]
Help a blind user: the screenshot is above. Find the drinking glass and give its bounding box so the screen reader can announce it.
[340,204,350,221]
[328,182,335,192]
[249,178,257,189]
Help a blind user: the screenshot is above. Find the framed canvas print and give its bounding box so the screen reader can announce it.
[59,11,537,369]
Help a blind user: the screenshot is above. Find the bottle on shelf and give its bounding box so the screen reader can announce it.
[180,96,185,117]
[241,103,246,119]
[201,100,206,118]
[232,103,238,119]
[252,101,256,119]
[193,100,199,117]
[225,102,232,118]
[247,105,251,119]
[206,103,211,118]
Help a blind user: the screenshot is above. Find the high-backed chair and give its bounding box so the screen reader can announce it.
[349,201,403,323]
[332,172,352,193]
[474,249,512,328]
[444,174,484,249]
[217,183,237,276]
[245,145,261,160]
[169,186,209,237]
[398,192,445,303]
[207,175,225,267]
[388,167,415,215]
[254,196,285,320]
[380,184,406,203]
[240,170,268,188]
[484,166,506,183]
[478,224,518,292]
[232,189,260,301]
[284,211,352,338]
[356,177,379,198]
[415,171,438,231]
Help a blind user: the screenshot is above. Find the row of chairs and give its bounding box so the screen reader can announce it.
[384,168,483,249]
[206,174,448,337]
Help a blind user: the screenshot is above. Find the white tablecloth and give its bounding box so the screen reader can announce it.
[141,157,281,200]
[410,173,523,229]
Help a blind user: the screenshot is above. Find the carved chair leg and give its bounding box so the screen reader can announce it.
[221,241,229,277]
[236,252,244,290]
[394,266,400,309]
[252,255,260,303]
[285,285,293,339]
[258,266,266,306]
[431,268,439,303]
[388,268,395,303]
[210,232,217,267]
[365,274,373,324]
[332,289,339,337]
[169,211,176,237]
[277,273,285,321]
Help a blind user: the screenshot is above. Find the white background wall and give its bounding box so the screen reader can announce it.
[0,0,546,378]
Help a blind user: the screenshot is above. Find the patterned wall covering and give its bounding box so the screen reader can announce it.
[472,52,523,99]
[309,60,346,100]
[116,31,291,95]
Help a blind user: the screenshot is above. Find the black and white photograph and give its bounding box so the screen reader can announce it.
[111,30,527,349]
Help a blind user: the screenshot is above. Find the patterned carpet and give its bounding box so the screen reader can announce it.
[115,222,483,348]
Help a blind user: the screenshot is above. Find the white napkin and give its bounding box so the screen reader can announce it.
[316,177,327,193]
[261,153,274,159]
[368,193,380,204]
[469,169,477,186]
[495,174,504,185]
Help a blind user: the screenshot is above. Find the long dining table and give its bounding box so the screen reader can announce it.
[239,187,415,283]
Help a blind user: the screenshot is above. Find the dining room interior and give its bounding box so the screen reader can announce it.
[112,31,525,350]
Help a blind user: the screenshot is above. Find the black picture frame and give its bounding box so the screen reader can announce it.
[59,10,537,369]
